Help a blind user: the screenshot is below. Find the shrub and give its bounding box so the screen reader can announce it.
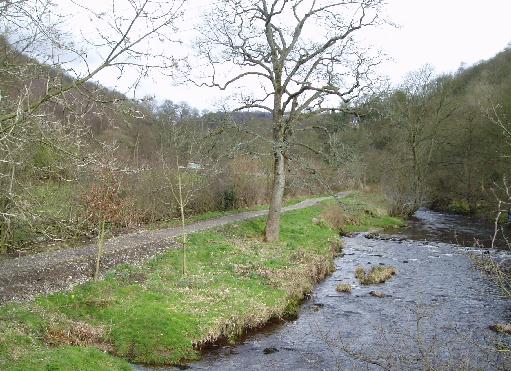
[447,199,471,215]
[81,169,135,229]
[223,189,237,210]
[227,155,268,208]
[320,204,346,230]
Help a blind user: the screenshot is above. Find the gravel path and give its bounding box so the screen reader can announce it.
[0,193,348,304]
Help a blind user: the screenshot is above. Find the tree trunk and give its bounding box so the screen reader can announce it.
[265,140,286,242]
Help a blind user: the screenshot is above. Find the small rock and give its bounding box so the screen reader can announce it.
[369,291,385,298]
[263,347,279,354]
[489,324,511,334]
[282,347,296,352]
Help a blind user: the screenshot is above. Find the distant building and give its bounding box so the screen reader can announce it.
[178,162,203,170]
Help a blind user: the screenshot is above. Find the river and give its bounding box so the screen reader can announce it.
[137,209,511,370]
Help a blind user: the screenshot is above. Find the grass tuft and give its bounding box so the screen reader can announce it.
[356,265,397,285]
[336,283,352,293]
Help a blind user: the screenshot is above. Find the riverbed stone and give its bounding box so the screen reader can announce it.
[369,290,385,298]
[263,347,279,354]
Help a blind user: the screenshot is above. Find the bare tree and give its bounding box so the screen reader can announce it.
[0,0,185,252]
[387,66,456,211]
[155,110,221,275]
[0,0,185,128]
[487,105,511,250]
[195,0,385,241]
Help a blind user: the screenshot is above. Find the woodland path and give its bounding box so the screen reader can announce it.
[0,192,349,304]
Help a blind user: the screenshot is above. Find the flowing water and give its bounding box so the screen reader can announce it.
[395,208,510,249]
[137,210,511,370]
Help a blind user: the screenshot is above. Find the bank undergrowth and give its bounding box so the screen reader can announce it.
[0,192,402,370]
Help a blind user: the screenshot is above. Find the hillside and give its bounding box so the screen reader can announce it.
[2,33,511,253]
[338,47,511,216]
[0,38,341,254]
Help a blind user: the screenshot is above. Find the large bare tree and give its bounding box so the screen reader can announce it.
[196,0,385,241]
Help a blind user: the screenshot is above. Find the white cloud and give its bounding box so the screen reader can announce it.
[53,0,511,110]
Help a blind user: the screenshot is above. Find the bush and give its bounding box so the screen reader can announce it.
[447,199,471,215]
[81,170,135,229]
[223,189,237,210]
[320,204,346,230]
[227,156,268,208]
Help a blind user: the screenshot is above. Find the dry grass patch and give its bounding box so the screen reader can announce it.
[336,283,352,293]
[355,265,365,280]
[45,320,109,349]
[356,265,397,285]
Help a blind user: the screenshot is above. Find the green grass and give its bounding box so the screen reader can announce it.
[0,191,403,369]
[147,194,327,230]
[332,191,406,232]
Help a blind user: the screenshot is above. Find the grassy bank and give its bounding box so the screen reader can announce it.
[0,192,403,370]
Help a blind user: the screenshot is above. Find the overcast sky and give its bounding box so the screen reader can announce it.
[63,0,511,111]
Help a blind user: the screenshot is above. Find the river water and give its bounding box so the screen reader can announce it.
[139,209,511,370]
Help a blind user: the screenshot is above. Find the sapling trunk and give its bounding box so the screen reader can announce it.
[177,158,187,275]
[94,220,106,280]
